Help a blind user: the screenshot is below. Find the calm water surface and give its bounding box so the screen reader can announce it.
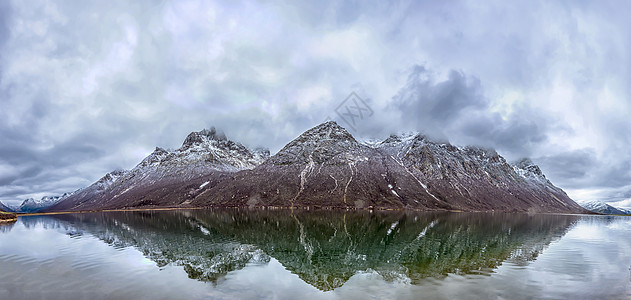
[0,210,629,299]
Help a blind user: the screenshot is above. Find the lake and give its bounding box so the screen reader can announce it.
[0,209,629,299]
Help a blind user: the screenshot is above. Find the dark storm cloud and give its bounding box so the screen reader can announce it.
[535,148,631,205]
[394,66,486,122]
[535,149,598,185]
[388,65,553,158]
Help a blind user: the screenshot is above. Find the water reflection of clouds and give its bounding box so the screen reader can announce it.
[212,258,328,299]
[492,216,631,299]
[565,222,606,241]
[606,219,631,231]
[0,218,83,261]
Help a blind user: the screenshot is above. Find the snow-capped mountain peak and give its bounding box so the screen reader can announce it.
[580,200,630,215]
[513,158,545,178]
[271,121,362,165]
[289,121,357,146]
[16,193,71,213]
[130,128,270,175]
[182,127,227,148]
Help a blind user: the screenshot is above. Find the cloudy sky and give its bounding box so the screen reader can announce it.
[1,0,630,208]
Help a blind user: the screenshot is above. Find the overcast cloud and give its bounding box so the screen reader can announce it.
[1,0,630,207]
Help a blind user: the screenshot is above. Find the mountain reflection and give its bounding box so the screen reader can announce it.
[0,221,15,233]
[50,209,578,291]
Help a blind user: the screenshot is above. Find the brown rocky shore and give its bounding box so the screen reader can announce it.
[0,212,17,223]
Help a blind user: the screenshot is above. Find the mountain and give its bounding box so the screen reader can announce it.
[47,128,269,212]
[15,193,70,213]
[580,201,630,215]
[192,121,420,209]
[48,122,587,214]
[190,121,587,213]
[45,169,129,212]
[0,201,12,212]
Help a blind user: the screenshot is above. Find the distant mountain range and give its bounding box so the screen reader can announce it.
[0,201,12,212]
[580,201,630,215]
[46,121,588,214]
[18,194,70,213]
[2,193,71,213]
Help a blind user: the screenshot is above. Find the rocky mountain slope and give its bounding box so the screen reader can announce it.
[46,128,269,212]
[190,122,587,213]
[580,201,630,215]
[15,194,70,213]
[49,121,587,213]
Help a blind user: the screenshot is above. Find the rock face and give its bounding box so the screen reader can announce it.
[15,194,70,213]
[195,121,411,209]
[580,201,630,215]
[191,122,587,213]
[49,122,587,214]
[46,128,269,212]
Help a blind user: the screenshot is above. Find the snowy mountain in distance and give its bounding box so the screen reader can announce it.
[47,127,269,212]
[15,193,71,213]
[0,201,13,212]
[580,201,631,215]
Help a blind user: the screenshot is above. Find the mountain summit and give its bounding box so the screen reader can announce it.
[182,127,227,147]
[270,121,362,165]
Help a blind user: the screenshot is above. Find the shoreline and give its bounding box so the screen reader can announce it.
[14,205,604,217]
[0,212,18,223]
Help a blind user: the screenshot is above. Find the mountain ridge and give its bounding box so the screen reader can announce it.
[0,201,12,212]
[15,193,71,213]
[47,122,588,214]
[580,200,630,215]
[46,128,269,212]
